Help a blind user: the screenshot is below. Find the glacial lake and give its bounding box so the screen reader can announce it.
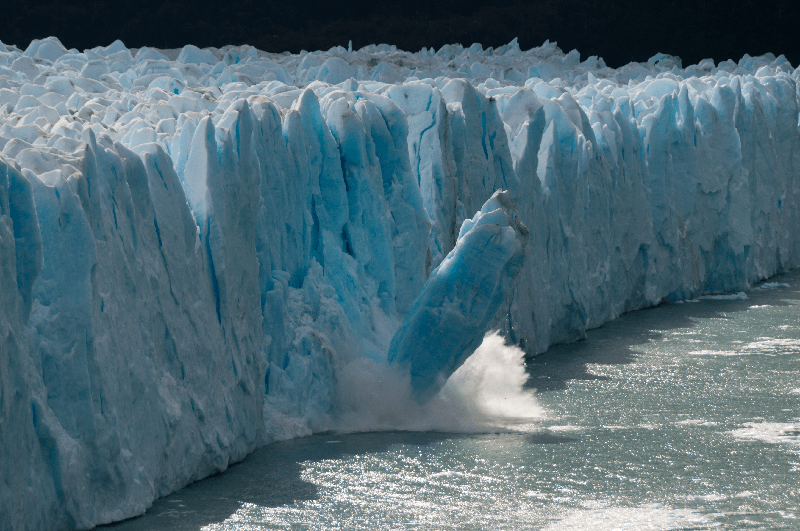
[105,270,800,530]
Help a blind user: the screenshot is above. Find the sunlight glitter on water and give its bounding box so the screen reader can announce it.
[540,504,711,531]
[104,271,800,531]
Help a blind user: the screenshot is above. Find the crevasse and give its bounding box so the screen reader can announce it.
[1,36,799,530]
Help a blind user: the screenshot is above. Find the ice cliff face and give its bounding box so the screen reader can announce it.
[1,36,800,529]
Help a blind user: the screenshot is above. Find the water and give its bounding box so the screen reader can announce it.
[104,271,800,530]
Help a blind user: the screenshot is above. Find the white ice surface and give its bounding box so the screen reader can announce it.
[2,35,800,529]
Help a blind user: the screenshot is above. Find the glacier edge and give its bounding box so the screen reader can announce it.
[1,36,800,530]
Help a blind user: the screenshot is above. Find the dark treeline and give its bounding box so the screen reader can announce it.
[3,0,798,68]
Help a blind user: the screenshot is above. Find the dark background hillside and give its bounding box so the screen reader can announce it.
[3,0,798,68]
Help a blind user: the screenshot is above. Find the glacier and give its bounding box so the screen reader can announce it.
[1,35,800,530]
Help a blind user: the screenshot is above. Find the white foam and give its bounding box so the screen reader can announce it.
[442,333,544,420]
[429,471,464,479]
[676,419,719,427]
[548,425,585,432]
[602,424,661,430]
[730,422,800,446]
[524,490,549,499]
[691,338,800,356]
[743,338,800,351]
[542,504,710,531]
[689,350,742,356]
[332,333,545,433]
[681,493,726,502]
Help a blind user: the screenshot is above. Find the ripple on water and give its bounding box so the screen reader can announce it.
[541,503,711,530]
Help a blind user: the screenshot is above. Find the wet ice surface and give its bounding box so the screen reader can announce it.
[105,270,800,530]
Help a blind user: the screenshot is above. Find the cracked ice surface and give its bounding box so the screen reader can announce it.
[2,36,800,529]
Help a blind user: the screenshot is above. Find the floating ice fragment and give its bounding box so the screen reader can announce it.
[698,292,748,300]
[758,282,790,289]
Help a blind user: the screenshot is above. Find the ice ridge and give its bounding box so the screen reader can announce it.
[1,36,800,529]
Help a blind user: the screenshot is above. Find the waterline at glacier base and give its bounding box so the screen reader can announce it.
[1,36,800,529]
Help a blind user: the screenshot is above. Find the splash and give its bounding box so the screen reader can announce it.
[332,332,545,433]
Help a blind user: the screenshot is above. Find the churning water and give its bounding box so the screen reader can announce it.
[105,270,800,530]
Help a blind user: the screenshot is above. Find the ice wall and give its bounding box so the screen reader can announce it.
[1,36,800,529]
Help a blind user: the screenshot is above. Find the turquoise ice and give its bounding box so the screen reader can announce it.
[388,190,528,402]
[2,36,800,530]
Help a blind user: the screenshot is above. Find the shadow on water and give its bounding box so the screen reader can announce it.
[100,431,461,531]
[102,272,800,530]
[526,269,800,392]
[102,427,579,530]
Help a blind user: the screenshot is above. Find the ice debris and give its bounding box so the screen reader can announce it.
[1,35,800,529]
[388,190,528,402]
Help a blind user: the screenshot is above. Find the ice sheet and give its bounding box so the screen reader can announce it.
[2,36,800,529]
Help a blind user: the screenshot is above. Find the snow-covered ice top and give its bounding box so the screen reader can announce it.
[2,36,795,107]
[2,35,800,530]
